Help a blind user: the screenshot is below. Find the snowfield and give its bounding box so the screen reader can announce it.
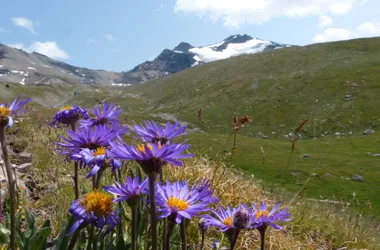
[190,38,271,63]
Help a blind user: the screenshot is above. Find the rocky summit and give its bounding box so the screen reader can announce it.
[0,34,291,86]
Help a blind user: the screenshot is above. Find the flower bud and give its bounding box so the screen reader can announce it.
[198,218,208,232]
[232,208,250,229]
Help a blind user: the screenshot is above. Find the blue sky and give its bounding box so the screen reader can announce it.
[0,0,379,71]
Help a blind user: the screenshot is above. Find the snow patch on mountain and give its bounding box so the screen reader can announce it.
[190,38,272,63]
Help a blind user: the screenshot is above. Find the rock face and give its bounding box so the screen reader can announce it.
[121,34,292,84]
[0,43,121,86]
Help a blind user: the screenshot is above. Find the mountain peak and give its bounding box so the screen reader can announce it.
[224,34,253,43]
[173,42,194,53]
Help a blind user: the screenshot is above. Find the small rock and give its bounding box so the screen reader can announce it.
[19,152,32,159]
[302,154,312,158]
[365,152,371,155]
[323,173,332,178]
[311,173,318,177]
[351,175,363,182]
[363,129,374,135]
[351,82,359,87]
[290,171,302,176]
[256,132,268,139]
[344,94,352,101]
[16,163,32,173]
[373,154,380,157]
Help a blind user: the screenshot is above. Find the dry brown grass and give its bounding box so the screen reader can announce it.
[7,109,380,249]
[166,156,380,249]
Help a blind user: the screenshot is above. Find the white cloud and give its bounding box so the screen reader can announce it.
[104,33,115,42]
[318,15,333,27]
[12,17,37,34]
[356,22,379,35]
[312,28,351,42]
[174,0,366,28]
[312,22,380,43]
[8,41,69,60]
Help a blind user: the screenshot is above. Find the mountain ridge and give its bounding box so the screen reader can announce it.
[0,34,291,86]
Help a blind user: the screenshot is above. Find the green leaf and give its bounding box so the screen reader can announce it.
[54,214,76,250]
[15,231,24,250]
[0,224,10,244]
[28,227,51,250]
[24,209,37,239]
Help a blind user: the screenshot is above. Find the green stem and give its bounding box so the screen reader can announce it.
[86,224,94,250]
[180,220,187,250]
[67,228,81,250]
[200,231,205,250]
[164,219,175,250]
[131,203,137,250]
[148,173,157,250]
[229,129,238,161]
[257,225,268,250]
[92,228,98,250]
[229,228,240,250]
[258,226,267,250]
[70,122,79,199]
[0,127,16,250]
[114,171,123,236]
[94,167,105,189]
[159,168,168,250]
[74,162,79,199]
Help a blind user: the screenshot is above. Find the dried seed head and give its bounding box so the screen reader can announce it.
[239,116,252,126]
[232,208,251,229]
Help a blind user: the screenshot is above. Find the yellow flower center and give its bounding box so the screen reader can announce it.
[0,107,11,118]
[223,216,233,227]
[167,196,189,211]
[137,143,152,154]
[60,105,73,111]
[256,210,269,219]
[137,143,163,154]
[93,146,107,156]
[80,190,113,217]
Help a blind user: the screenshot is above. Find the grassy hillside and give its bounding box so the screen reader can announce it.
[129,37,380,137]
[2,37,380,221]
[118,37,380,217]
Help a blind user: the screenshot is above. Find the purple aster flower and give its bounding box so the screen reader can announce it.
[250,202,291,230]
[80,102,123,128]
[191,179,220,204]
[212,240,221,249]
[50,105,89,128]
[70,147,122,178]
[155,180,217,224]
[103,176,148,203]
[0,96,31,128]
[203,205,241,232]
[57,123,128,158]
[134,120,187,144]
[67,190,120,236]
[249,202,291,250]
[109,141,193,174]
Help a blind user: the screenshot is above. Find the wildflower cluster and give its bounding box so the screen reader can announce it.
[49,101,292,249]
